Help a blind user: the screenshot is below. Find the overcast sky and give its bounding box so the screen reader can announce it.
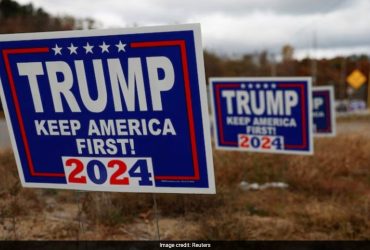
[16,0,370,59]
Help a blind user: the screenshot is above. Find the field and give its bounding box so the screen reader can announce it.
[0,118,370,240]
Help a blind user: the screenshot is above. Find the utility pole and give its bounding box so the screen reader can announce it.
[340,57,347,100]
[311,29,318,86]
[270,53,276,76]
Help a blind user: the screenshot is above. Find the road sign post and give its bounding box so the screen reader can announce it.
[368,73,370,110]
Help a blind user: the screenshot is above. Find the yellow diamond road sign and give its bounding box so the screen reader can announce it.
[347,69,367,89]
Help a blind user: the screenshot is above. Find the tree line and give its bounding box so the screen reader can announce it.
[0,0,94,112]
[0,0,369,113]
[204,46,370,101]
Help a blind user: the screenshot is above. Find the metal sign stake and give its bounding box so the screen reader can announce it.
[152,193,161,240]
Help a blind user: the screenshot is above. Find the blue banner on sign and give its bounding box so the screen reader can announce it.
[209,77,313,155]
[312,86,336,136]
[0,24,215,194]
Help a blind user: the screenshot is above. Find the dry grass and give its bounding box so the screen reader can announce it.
[0,129,370,239]
[286,135,370,197]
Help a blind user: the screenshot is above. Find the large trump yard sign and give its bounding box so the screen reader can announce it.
[210,77,313,155]
[0,24,215,194]
[312,86,336,137]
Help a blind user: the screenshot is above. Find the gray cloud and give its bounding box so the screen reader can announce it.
[15,0,370,58]
[153,0,351,16]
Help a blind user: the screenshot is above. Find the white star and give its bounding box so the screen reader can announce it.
[99,42,110,53]
[116,41,126,52]
[271,84,276,89]
[264,83,269,89]
[52,44,62,55]
[256,84,261,89]
[83,42,94,54]
[68,43,78,55]
[248,83,253,89]
[241,83,246,89]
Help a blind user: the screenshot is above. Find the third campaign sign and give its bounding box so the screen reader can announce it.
[0,24,215,193]
[312,86,336,136]
[210,77,313,155]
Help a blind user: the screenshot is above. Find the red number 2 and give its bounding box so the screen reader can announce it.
[66,158,87,184]
[108,160,129,185]
[261,136,271,149]
[239,135,250,148]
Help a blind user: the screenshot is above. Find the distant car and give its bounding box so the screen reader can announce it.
[335,100,349,113]
[349,100,367,112]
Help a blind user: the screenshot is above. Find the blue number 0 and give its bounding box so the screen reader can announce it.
[87,160,108,184]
